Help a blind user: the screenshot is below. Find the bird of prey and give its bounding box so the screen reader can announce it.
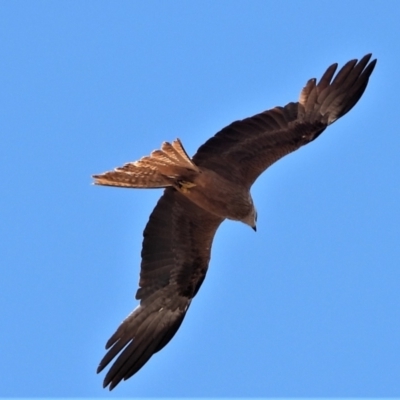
[93,54,376,389]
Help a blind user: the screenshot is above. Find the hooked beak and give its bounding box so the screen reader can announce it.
[252,225,257,232]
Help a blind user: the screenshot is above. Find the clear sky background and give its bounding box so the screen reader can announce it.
[1,1,399,397]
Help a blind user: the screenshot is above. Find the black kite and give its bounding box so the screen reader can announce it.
[93,54,376,389]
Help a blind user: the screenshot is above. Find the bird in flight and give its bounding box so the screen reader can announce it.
[93,54,376,389]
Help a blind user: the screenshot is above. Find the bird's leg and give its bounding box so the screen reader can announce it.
[176,180,197,193]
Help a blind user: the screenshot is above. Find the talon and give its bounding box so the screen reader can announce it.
[177,180,196,193]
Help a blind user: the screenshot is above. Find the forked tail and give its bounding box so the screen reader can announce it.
[93,139,199,188]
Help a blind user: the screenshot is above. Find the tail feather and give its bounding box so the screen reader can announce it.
[92,166,171,188]
[162,139,198,170]
[93,138,198,189]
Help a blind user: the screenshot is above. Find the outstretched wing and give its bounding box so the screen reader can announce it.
[97,188,223,390]
[193,54,376,189]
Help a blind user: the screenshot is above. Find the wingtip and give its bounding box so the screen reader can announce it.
[104,375,119,391]
[97,360,106,374]
[369,57,378,69]
[100,371,115,390]
[359,53,377,68]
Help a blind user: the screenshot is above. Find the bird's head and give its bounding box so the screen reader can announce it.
[242,203,257,232]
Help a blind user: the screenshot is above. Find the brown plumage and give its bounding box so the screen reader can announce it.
[93,54,376,389]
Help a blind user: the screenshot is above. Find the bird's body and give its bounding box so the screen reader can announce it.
[93,54,376,389]
[182,166,256,225]
[95,138,257,226]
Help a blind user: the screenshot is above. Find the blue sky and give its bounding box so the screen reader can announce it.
[1,0,399,397]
